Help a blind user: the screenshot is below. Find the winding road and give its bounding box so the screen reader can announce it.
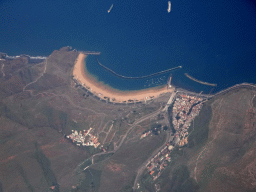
[77,105,165,172]
[132,128,173,191]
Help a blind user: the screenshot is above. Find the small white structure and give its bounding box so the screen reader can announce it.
[167,1,171,13]
[168,145,174,150]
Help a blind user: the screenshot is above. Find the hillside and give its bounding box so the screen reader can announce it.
[155,88,256,192]
[0,47,172,192]
[0,47,255,192]
[190,88,256,192]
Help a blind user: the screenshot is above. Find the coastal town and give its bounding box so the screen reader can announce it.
[65,85,205,184]
[172,94,203,147]
[138,94,204,183]
[72,52,207,187]
[1,41,255,192]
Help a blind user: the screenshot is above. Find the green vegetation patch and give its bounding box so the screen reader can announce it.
[16,163,35,192]
[59,112,67,129]
[33,142,59,192]
[120,185,133,192]
[0,102,5,116]
[155,166,172,191]
[42,107,54,127]
[0,134,16,145]
[21,111,35,129]
[120,174,136,192]
[198,160,218,190]
[77,168,102,192]
[253,96,256,108]
[42,106,68,131]
[19,67,33,84]
[170,146,182,160]
[169,165,198,192]
[2,104,24,126]
[187,102,212,150]
[105,142,114,151]
[67,120,79,130]
[139,173,154,192]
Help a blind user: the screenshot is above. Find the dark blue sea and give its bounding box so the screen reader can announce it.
[1,0,256,93]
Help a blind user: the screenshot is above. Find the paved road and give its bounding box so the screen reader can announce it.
[78,105,164,171]
[162,91,176,112]
[133,91,178,190]
[115,105,164,151]
[132,116,174,191]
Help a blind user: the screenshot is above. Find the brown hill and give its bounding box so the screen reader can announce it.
[191,88,256,192]
[0,48,89,192]
[0,47,167,192]
[1,47,255,192]
[162,88,256,192]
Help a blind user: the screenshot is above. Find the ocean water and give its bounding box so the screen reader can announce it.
[1,0,256,93]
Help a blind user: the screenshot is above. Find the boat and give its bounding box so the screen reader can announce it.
[108,4,113,13]
[167,1,171,13]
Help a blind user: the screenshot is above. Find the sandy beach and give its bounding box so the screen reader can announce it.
[73,53,174,103]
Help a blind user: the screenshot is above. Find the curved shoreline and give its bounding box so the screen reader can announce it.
[96,57,182,79]
[73,53,174,103]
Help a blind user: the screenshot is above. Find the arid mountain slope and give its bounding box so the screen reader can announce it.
[178,88,256,192]
[0,48,170,192]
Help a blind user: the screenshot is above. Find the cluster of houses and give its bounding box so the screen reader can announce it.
[66,128,101,148]
[144,94,205,182]
[172,94,203,146]
[146,144,174,181]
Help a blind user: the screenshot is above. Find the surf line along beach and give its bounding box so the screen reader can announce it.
[73,53,176,103]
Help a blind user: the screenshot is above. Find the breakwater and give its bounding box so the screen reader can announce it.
[82,51,101,55]
[185,73,217,87]
[96,57,182,79]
